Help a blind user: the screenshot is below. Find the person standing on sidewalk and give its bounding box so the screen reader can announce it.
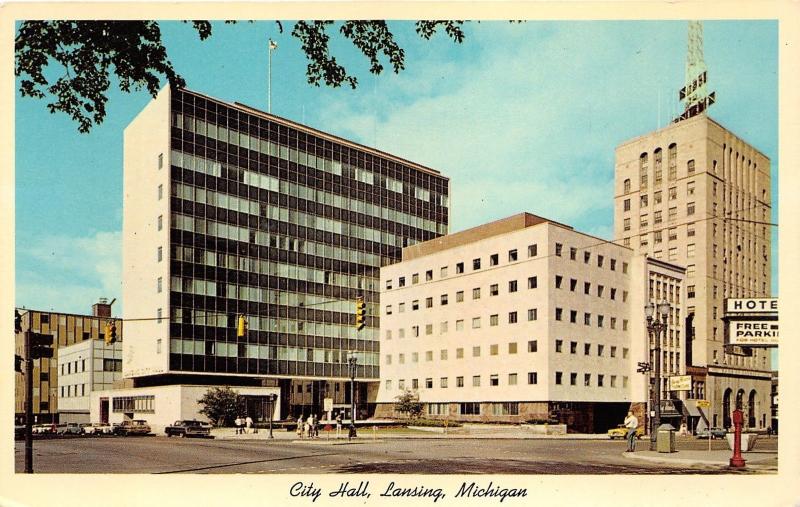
[335,413,343,439]
[296,415,304,439]
[234,416,243,435]
[624,411,639,452]
[245,415,253,434]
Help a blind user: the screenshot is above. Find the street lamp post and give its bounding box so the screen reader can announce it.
[645,299,670,451]
[268,393,276,439]
[348,352,358,439]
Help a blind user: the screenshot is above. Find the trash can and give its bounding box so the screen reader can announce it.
[657,423,676,453]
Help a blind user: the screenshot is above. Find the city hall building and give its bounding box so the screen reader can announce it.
[375,213,685,432]
[112,86,449,425]
[613,114,773,430]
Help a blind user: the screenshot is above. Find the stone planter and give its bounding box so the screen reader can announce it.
[726,432,758,451]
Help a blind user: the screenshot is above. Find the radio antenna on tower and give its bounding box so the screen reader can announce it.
[674,21,716,122]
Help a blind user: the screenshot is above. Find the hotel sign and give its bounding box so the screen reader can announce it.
[726,298,778,314]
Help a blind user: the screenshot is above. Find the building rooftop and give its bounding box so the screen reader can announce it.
[402,212,573,261]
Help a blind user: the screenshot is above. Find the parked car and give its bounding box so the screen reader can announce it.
[607,424,645,440]
[56,423,84,435]
[165,420,212,438]
[82,423,113,435]
[32,423,56,435]
[114,419,151,436]
[696,427,727,439]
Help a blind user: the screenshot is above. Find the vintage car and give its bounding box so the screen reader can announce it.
[55,423,84,435]
[32,423,56,435]
[114,419,151,436]
[607,424,645,439]
[82,423,113,435]
[695,427,728,439]
[165,420,212,438]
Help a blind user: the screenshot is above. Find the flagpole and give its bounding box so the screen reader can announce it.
[268,38,277,114]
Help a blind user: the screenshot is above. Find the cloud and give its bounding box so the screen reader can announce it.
[16,230,122,315]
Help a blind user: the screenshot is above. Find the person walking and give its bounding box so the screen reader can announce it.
[624,411,639,452]
[335,413,343,439]
[311,414,318,439]
[296,415,304,439]
[234,416,243,435]
[245,415,253,434]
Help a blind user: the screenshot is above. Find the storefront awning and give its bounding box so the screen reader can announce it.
[683,399,702,417]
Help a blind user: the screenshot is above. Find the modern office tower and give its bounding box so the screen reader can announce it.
[613,115,773,430]
[14,300,122,425]
[376,213,684,432]
[121,86,449,422]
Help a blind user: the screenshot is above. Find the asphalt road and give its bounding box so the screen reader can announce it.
[14,436,775,474]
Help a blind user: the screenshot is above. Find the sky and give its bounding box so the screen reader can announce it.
[14,20,779,326]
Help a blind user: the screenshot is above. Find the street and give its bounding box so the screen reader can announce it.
[14,435,777,474]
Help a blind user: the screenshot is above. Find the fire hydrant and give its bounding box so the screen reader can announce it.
[729,408,746,468]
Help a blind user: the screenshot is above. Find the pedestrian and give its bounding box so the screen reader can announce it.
[304,419,311,439]
[245,415,253,434]
[311,414,318,439]
[234,416,243,435]
[297,415,304,439]
[623,411,639,452]
[335,413,343,439]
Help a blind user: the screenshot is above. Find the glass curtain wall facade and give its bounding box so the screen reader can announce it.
[166,88,449,384]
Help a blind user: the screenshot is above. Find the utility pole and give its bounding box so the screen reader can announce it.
[24,320,33,473]
[268,38,277,113]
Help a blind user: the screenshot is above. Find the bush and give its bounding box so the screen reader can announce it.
[406,419,462,428]
[526,418,559,425]
[394,390,424,419]
[197,386,246,427]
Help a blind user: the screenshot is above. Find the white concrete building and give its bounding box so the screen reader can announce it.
[376,213,684,433]
[89,385,280,435]
[56,335,123,424]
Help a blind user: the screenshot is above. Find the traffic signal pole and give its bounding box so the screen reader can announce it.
[24,328,33,473]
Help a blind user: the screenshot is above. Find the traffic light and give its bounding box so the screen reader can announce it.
[105,321,117,345]
[355,297,366,331]
[30,333,54,360]
[636,361,652,374]
[14,309,22,333]
[15,354,23,373]
[237,315,247,337]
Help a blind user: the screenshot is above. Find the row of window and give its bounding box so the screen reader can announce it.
[388,244,628,290]
[61,384,86,398]
[386,340,629,363]
[385,277,541,314]
[170,307,379,341]
[112,395,155,413]
[168,338,379,365]
[387,372,631,391]
[554,308,629,330]
[175,113,449,208]
[385,309,539,338]
[172,151,444,236]
[426,402,520,416]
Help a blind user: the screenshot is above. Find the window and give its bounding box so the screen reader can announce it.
[472,288,481,300]
[640,194,648,207]
[668,227,677,241]
[624,178,631,193]
[456,291,464,302]
[508,342,518,354]
[555,339,563,353]
[555,308,563,321]
[687,159,695,174]
[508,280,518,292]
[610,317,617,329]
[622,262,629,274]
[412,379,419,389]
[508,373,518,386]
[555,243,563,256]
[528,372,538,384]
[440,377,448,388]
[610,346,617,358]
[597,285,604,298]
[385,305,393,315]
[399,302,406,313]
[570,341,577,354]
[654,210,662,224]
[157,276,163,293]
[687,202,696,215]
[385,380,392,390]
[456,376,464,387]
[490,374,500,386]
[687,181,696,196]
[610,288,616,300]
[490,284,499,296]
[528,276,538,289]
[508,311,518,324]
[584,282,591,295]
[472,317,481,329]
[386,279,393,290]
[528,244,538,257]
[426,270,433,281]
[570,247,577,260]
[654,190,662,204]
[456,348,464,358]
[157,214,163,231]
[440,322,448,334]
[555,275,563,289]
[528,340,538,352]
[623,217,631,231]
[472,376,481,387]
[456,320,464,331]
[440,294,448,305]
[555,372,563,385]
[570,278,577,291]
[570,310,577,323]
[598,375,605,387]
[569,372,578,386]
[527,308,538,321]
[687,243,696,258]
[623,348,629,359]
[456,262,464,274]
[490,314,499,326]
[640,214,649,228]
[584,343,591,355]
[668,247,677,261]
[158,152,163,169]
[508,249,518,262]
[425,378,433,389]
[598,344,605,356]
[687,223,695,237]
[399,276,406,287]
[157,246,163,262]
[473,258,481,270]
[490,253,499,266]
[597,315,604,328]
[411,300,419,311]
[412,352,419,363]
[412,326,419,337]
[584,251,591,264]
[158,184,163,200]
[687,285,696,298]
[426,297,433,308]
[668,207,677,222]
[425,324,433,335]
[624,199,631,212]
[584,373,591,387]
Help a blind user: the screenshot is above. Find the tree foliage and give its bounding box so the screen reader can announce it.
[15,20,465,133]
[197,386,246,427]
[394,390,424,420]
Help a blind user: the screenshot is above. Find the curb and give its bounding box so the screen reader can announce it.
[621,451,778,470]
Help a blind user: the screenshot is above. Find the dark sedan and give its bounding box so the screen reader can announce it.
[165,420,212,438]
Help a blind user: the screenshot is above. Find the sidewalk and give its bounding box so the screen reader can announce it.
[622,448,777,471]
